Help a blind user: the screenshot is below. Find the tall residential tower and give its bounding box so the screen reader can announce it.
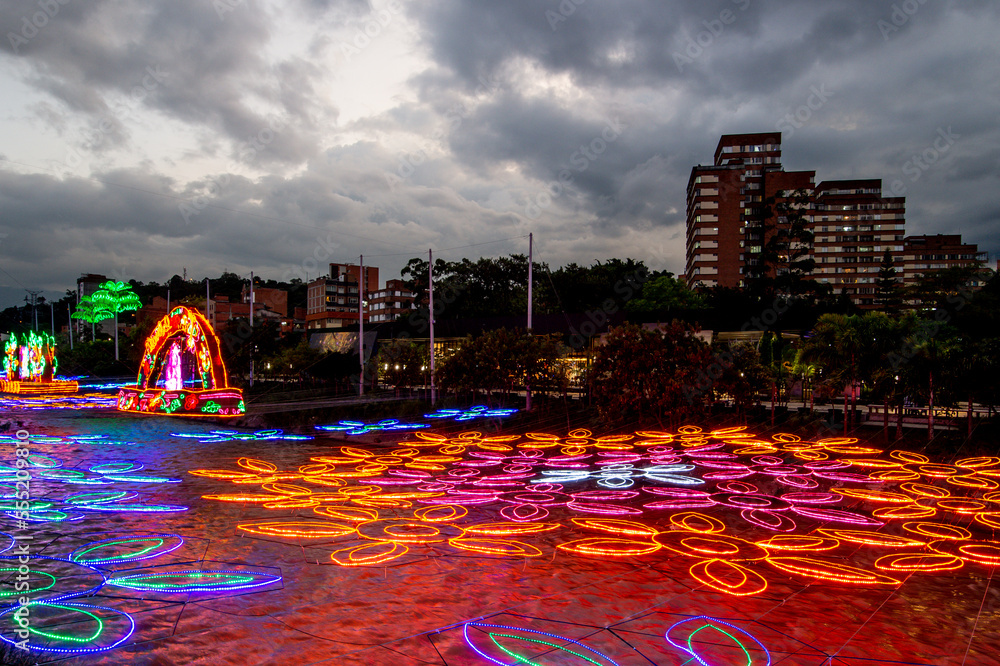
[685,133,907,307]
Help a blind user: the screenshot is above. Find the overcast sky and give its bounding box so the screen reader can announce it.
[1,0,997,308]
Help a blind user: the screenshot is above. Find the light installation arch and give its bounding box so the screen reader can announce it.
[1,331,77,395]
[117,306,244,417]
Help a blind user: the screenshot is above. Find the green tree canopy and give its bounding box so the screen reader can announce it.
[625,274,706,314]
[590,321,713,425]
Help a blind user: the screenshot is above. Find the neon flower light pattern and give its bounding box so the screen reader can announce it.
[195,425,1000,603]
[665,616,771,666]
[106,569,281,594]
[117,306,244,417]
[316,419,430,435]
[172,429,313,444]
[424,405,518,421]
[0,331,78,395]
[0,434,281,657]
[463,621,623,666]
[0,535,280,655]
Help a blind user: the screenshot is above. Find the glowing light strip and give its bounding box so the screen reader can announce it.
[107,570,281,593]
[70,535,184,565]
[0,602,135,654]
[462,622,621,666]
[665,616,771,666]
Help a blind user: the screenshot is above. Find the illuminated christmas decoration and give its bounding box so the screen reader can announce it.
[316,419,430,435]
[173,429,311,443]
[665,616,771,666]
[117,306,244,417]
[70,534,185,566]
[193,424,1000,604]
[0,331,78,394]
[91,280,141,361]
[424,405,519,421]
[928,538,1000,565]
[463,622,622,666]
[0,601,136,655]
[107,569,281,594]
[874,553,964,572]
[765,557,901,585]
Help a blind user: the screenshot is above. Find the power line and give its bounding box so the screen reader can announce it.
[364,234,531,259]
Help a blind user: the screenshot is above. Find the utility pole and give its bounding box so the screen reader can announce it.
[68,302,73,350]
[205,278,211,325]
[358,255,365,397]
[526,232,533,411]
[50,302,55,336]
[429,248,435,405]
[24,291,39,331]
[249,271,254,388]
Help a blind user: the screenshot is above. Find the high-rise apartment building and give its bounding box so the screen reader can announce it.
[811,180,906,307]
[685,133,907,307]
[686,133,815,288]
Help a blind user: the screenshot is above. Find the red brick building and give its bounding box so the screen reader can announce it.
[367,279,415,324]
[901,234,988,287]
[686,133,815,288]
[811,180,906,307]
[306,263,380,330]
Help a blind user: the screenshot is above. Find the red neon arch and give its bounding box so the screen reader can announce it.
[137,306,228,390]
[119,306,244,417]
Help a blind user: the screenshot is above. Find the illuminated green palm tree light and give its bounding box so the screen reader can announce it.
[91,281,142,361]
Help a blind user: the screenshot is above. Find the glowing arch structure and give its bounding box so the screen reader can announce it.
[1,331,78,395]
[117,306,244,417]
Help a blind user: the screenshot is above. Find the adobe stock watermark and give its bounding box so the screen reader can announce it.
[339,0,404,62]
[684,295,802,404]
[524,117,625,220]
[567,267,649,349]
[387,74,502,191]
[545,0,586,32]
[281,232,340,283]
[6,0,71,55]
[775,85,834,138]
[214,0,246,21]
[59,65,168,170]
[887,267,997,371]
[349,279,465,390]
[887,126,959,197]
[178,114,287,224]
[877,0,928,41]
[12,428,33,651]
[673,0,752,73]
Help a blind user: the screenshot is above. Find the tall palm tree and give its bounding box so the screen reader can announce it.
[70,295,114,342]
[91,281,142,361]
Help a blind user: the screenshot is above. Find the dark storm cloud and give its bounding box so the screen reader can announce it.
[406,0,1000,235]
[1,0,363,164]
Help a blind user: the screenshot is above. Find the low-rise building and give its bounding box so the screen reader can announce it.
[306,263,379,330]
[367,279,415,324]
[901,234,988,287]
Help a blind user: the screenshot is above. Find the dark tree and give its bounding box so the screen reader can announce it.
[875,249,903,312]
[745,189,816,296]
